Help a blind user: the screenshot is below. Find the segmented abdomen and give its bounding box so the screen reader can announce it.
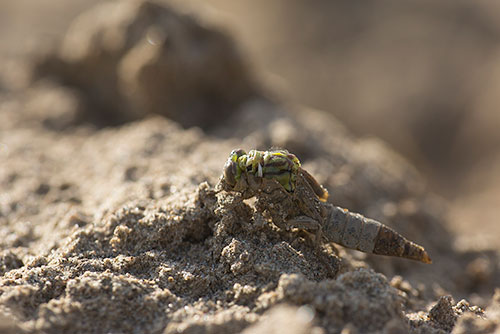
[323,205,431,263]
[324,206,379,252]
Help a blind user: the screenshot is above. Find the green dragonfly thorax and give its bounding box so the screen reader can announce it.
[223,149,301,192]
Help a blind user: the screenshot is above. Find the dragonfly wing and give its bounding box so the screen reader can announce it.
[300,168,329,202]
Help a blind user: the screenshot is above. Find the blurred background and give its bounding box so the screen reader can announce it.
[1,0,499,240]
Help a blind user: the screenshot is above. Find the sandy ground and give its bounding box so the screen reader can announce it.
[1,1,499,333]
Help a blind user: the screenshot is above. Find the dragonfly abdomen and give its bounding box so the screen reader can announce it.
[323,205,431,263]
[324,206,380,252]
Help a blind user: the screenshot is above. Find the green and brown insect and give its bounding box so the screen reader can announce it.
[219,148,431,264]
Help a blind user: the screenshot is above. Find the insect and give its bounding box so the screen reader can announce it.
[219,148,432,264]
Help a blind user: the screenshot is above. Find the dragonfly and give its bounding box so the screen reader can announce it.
[218,148,431,264]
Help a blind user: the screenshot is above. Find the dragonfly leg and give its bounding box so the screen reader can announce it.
[285,215,338,277]
[284,215,321,232]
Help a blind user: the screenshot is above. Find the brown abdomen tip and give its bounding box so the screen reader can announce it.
[421,251,432,264]
[373,225,432,264]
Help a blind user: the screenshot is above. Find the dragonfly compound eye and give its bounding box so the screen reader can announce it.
[222,149,246,188]
[223,159,238,187]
